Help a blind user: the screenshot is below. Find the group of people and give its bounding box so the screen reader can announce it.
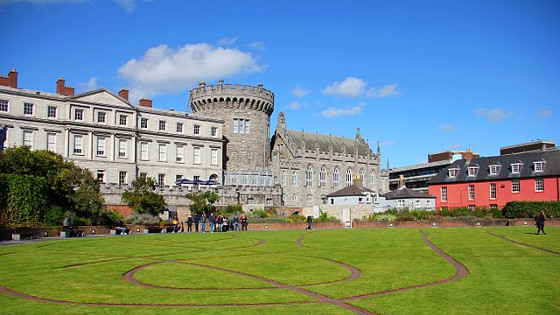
[184,213,248,233]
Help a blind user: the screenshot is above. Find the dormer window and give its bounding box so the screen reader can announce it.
[511,163,522,174]
[467,166,479,177]
[489,164,500,175]
[534,161,545,172]
[448,168,459,178]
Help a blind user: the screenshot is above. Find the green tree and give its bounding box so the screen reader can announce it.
[186,191,218,216]
[121,177,167,216]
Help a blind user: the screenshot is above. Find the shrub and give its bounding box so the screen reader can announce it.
[125,213,161,224]
[221,204,242,215]
[0,174,49,228]
[287,214,306,223]
[315,210,339,223]
[502,201,560,219]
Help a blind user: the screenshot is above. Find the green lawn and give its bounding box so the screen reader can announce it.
[0,227,558,314]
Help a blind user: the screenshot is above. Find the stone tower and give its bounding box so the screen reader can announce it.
[189,81,275,172]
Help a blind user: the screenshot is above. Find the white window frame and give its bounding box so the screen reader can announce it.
[448,168,459,178]
[305,165,313,187]
[370,170,376,189]
[193,146,201,164]
[96,170,105,183]
[211,126,218,137]
[97,111,106,123]
[211,148,218,166]
[140,118,148,129]
[118,139,127,158]
[140,142,149,160]
[96,137,106,156]
[177,123,183,133]
[307,194,313,203]
[511,179,520,193]
[441,187,448,202]
[158,174,165,189]
[281,170,287,186]
[333,168,340,188]
[534,161,544,172]
[119,171,127,186]
[511,163,522,174]
[292,170,298,186]
[46,132,56,152]
[467,167,478,177]
[159,120,166,131]
[74,108,84,121]
[468,184,475,200]
[158,143,167,162]
[0,99,8,112]
[535,178,544,192]
[346,168,353,187]
[490,183,497,200]
[47,106,57,118]
[119,114,127,126]
[320,166,327,188]
[73,134,83,155]
[489,164,500,175]
[24,103,33,115]
[23,130,33,148]
[176,145,184,163]
[397,199,405,208]
[193,124,200,135]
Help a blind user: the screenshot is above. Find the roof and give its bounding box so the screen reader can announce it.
[428,149,560,184]
[286,129,372,156]
[382,187,435,200]
[326,185,374,197]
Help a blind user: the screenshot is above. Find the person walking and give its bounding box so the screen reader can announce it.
[193,213,200,232]
[186,215,193,232]
[209,213,215,233]
[240,213,248,231]
[62,214,72,237]
[233,214,240,231]
[536,209,547,235]
[217,214,224,232]
[200,213,206,233]
[306,215,313,230]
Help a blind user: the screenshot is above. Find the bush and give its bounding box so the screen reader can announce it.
[42,206,66,227]
[125,213,161,224]
[316,210,339,223]
[221,204,242,215]
[502,201,560,219]
[0,174,49,228]
[287,214,306,223]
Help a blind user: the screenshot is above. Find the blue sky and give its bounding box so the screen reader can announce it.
[1,0,559,167]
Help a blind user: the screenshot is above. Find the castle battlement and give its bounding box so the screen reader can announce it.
[189,81,275,102]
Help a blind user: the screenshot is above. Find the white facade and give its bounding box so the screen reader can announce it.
[0,85,224,188]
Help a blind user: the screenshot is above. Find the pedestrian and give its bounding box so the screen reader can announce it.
[209,212,215,233]
[200,213,206,233]
[306,215,313,230]
[187,215,193,232]
[535,209,547,235]
[217,214,224,232]
[233,214,240,231]
[240,213,248,231]
[62,213,71,236]
[193,213,200,232]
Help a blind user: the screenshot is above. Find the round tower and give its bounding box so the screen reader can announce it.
[189,81,274,172]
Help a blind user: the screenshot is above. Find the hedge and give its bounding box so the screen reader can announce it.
[502,201,560,219]
[0,174,49,228]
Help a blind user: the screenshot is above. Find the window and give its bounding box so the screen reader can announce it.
[468,185,475,200]
[139,173,147,180]
[23,130,33,148]
[211,126,218,137]
[305,165,313,187]
[176,123,183,133]
[140,142,149,160]
[193,175,200,181]
[176,175,183,183]
[176,145,184,163]
[468,205,476,210]
[74,109,84,121]
[511,163,522,174]
[24,103,33,115]
[47,106,57,118]
[159,120,166,131]
[490,183,497,199]
[360,169,365,184]
[96,137,106,156]
[140,118,148,129]
[293,194,298,202]
[512,179,520,193]
[97,111,106,123]
[448,168,459,178]
[73,135,83,155]
[119,114,127,126]
[233,118,250,134]
[535,178,544,192]
[307,194,313,203]
[158,174,165,189]
[490,204,498,210]
[281,170,287,186]
[467,167,478,177]
[489,164,500,175]
[346,168,353,187]
[211,148,218,165]
[320,166,327,188]
[119,171,127,186]
[441,187,448,202]
[96,170,105,183]
[193,146,201,164]
[292,170,298,186]
[46,132,56,152]
[118,139,126,158]
[398,200,405,208]
[370,171,376,189]
[333,168,340,188]
[534,161,545,172]
[158,144,167,161]
[0,99,8,112]
[193,125,200,135]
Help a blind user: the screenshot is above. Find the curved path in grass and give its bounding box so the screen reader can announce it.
[486,231,560,255]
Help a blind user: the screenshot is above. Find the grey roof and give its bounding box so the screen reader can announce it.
[382,187,435,200]
[286,129,372,156]
[326,185,374,197]
[428,149,560,184]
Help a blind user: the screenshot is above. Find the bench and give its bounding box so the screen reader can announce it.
[12,231,38,241]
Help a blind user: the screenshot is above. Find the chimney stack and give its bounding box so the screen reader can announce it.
[0,69,18,88]
[463,148,474,163]
[56,77,75,96]
[139,98,152,108]
[118,88,129,101]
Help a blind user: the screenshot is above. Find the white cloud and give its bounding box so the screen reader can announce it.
[78,77,98,91]
[285,101,304,110]
[539,107,551,118]
[475,107,514,122]
[113,0,135,12]
[380,140,396,147]
[320,101,365,118]
[437,124,459,131]
[367,84,402,98]
[322,77,366,97]
[118,43,263,101]
[248,41,266,51]
[217,37,238,47]
[292,85,311,98]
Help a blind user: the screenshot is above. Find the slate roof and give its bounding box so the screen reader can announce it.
[326,185,374,197]
[428,149,560,185]
[381,187,435,200]
[286,129,372,156]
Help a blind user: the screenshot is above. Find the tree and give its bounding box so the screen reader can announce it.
[186,191,218,215]
[121,177,167,216]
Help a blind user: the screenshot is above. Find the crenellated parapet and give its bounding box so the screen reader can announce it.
[189,81,275,116]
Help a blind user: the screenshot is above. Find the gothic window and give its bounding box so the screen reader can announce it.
[292,170,297,186]
[320,166,326,188]
[346,168,353,187]
[333,167,340,188]
[305,164,313,187]
[281,170,287,186]
[370,170,376,189]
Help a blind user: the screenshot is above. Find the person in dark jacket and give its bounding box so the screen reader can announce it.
[240,214,248,231]
[193,213,200,232]
[186,215,193,232]
[536,210,547,235]
[306,215,313,230]
[233,214,240,231]
[217,214,224,232]
[209,213,216,233]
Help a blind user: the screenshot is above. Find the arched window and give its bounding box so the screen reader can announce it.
[359,169,365,183]
[370,170,376,189]
[333,167,340,188]
[346,168,353,187]
[293,194,298,202]
[305,164,313,187]
[307,194,313,203]
[281,170,287,186]
[292,170,298,186]
[320,165,327,188]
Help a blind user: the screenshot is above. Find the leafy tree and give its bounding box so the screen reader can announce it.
[122,177,167,216]
[186,191,218,216]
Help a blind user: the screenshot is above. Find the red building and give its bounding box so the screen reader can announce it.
[428,149,560,210]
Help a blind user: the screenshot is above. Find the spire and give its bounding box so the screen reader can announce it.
[377,140,381,156]
[386,158,390,170]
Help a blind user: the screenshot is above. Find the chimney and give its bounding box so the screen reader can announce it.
[118,88,129,101]
[139,98,152,108]
[0,69,18,88]
[56,77,75,96]
[463,148,474,163]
